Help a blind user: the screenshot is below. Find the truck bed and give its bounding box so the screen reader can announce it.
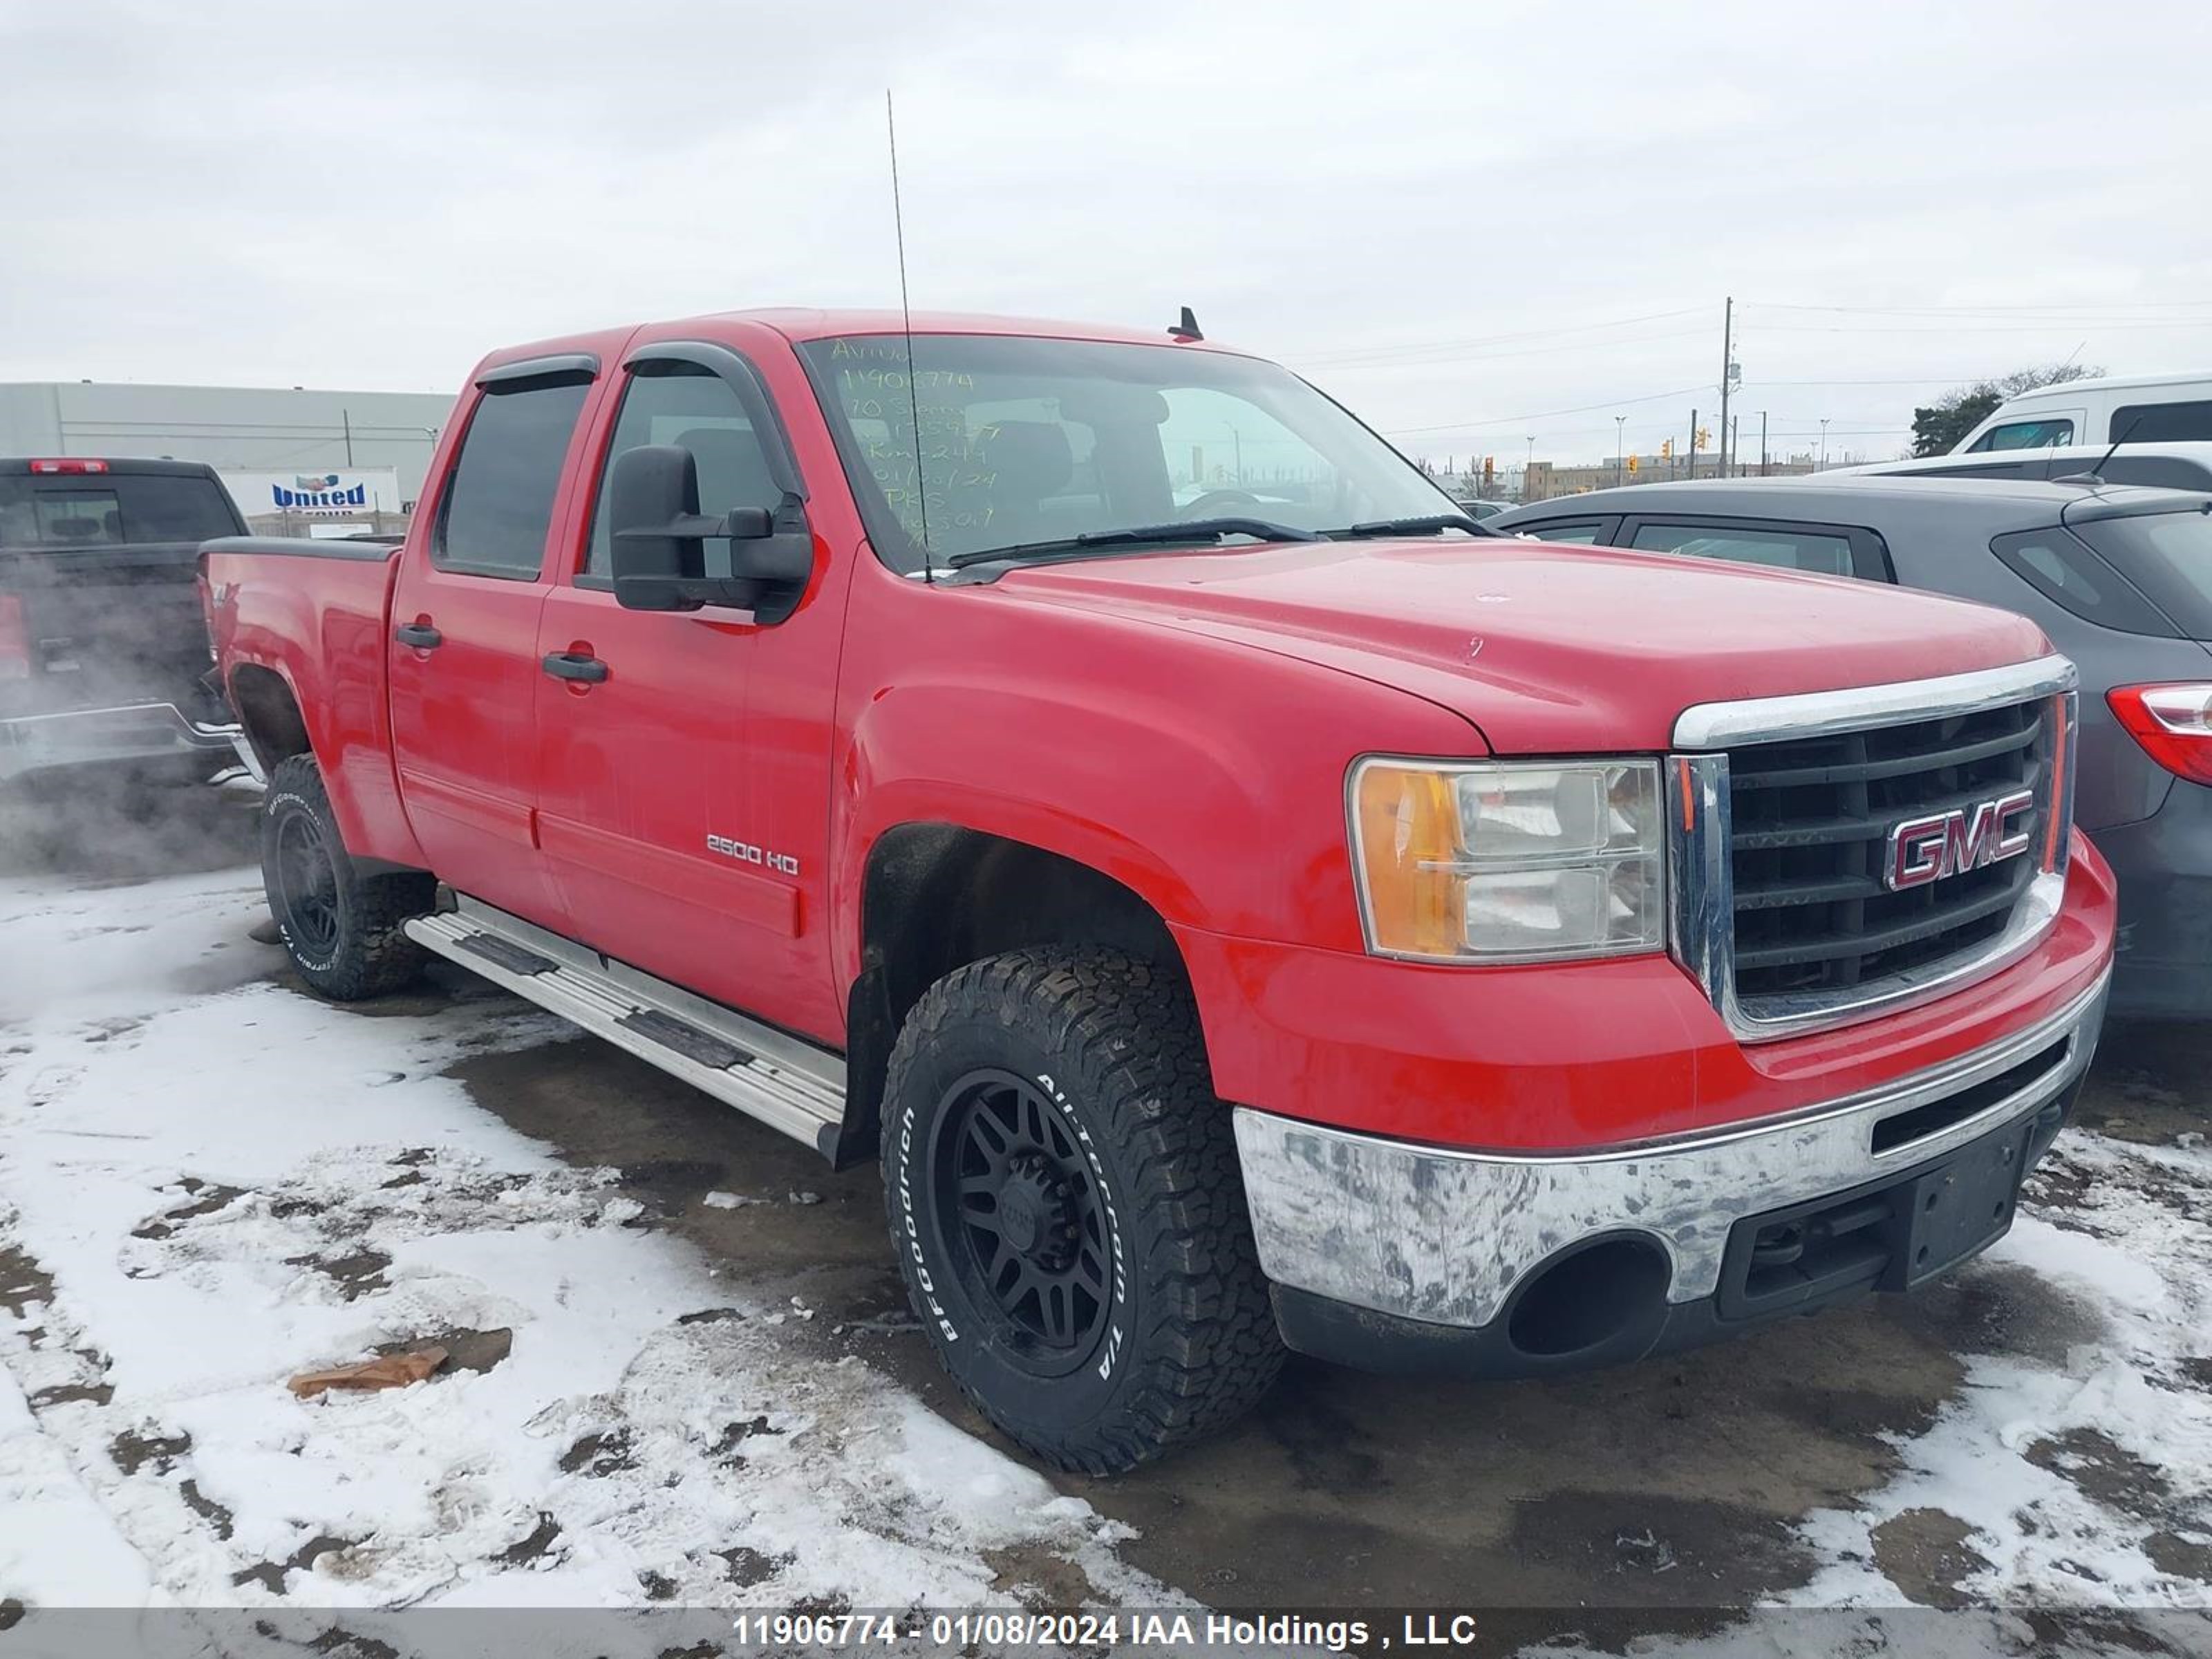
[1,541,221,721]
[198,533,414,856]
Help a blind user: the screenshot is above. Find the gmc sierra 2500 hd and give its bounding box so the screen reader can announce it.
[203,310,2116,1473]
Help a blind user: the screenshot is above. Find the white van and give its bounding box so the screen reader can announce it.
[1952,371,2212,453]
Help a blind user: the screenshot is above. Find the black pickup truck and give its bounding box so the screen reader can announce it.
[1,458,252,786]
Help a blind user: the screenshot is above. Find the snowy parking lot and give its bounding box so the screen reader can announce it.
[1,784,2209,1651]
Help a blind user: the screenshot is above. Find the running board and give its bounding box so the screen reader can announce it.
[404,899,847,1156]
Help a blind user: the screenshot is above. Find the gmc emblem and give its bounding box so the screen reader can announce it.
[1883,788,2036,891]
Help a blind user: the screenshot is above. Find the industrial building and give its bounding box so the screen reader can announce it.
[0,379,453,533]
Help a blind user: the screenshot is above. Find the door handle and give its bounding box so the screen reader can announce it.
[394,622,442,649]
[542,651,610,684]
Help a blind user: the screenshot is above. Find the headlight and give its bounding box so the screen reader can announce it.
[1349,758,1665,963]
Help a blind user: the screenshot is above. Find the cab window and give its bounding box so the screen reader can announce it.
[585,364,783,581]
[1966,418,2074,452]
[435,378,591,579]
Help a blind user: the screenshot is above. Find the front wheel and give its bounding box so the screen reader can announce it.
[259,754,433,1000]
[881,948,1284,1473]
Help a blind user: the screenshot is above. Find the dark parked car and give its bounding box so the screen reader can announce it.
[1,457,250,786]
[1497,475,2212,1018]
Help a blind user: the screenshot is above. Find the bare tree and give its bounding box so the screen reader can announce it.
[1912,362,2106,456]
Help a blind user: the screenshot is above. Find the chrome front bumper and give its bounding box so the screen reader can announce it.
[1232,968,2108,1331]
[0,702,255,785]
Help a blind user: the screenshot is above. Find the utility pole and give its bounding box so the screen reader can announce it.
[1716,296,1734,478]
[1615,415,1626,487]
[1729,415,1738,478]
[342,407,355,467]
[1759,411,1768,477]
[1686,409,1697,481]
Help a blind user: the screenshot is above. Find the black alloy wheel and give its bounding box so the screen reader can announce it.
[932,1068,1116,1374]
[270,806,343,964]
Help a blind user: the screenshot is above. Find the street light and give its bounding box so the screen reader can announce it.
[1818,418,1830,472]
[1615,415,1627,487]
[1524,436,1536,503]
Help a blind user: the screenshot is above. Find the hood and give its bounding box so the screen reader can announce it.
[987,538,2054,753]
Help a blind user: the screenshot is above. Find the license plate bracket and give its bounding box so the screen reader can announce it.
[1882,1116,2034,1292]
[1720,1108,2051,1321]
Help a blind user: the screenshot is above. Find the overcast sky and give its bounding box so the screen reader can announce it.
[8,1,2211,466]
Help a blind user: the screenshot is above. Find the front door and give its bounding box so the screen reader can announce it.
[533,350,840,1036]
[388,367,595,930]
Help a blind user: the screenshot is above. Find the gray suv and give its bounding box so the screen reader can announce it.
[1497,476,2212,1019]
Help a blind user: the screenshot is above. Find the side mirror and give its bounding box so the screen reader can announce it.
[608,444,813,621]
[723,506,815,585]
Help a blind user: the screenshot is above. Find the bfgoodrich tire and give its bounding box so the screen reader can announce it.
[881,948,1284,1473]
[259,754,433,1000]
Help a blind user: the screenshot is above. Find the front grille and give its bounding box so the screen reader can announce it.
[1723,699,2050,1007]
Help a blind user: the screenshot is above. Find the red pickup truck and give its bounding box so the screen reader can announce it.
[203,310,2116,1473]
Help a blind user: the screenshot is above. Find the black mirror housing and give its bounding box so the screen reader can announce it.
[607,445,699,590]
[607,444,812,620]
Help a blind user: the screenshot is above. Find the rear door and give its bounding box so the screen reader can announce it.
[387,360,597,930]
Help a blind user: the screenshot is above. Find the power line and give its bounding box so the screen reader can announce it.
[1288,307,1708,367]
[1742,374,2015,386]
[1306,328,1709,373]
[1746,299,2212,316]
[1382,384,1707,438]
[1750,321,2212,335]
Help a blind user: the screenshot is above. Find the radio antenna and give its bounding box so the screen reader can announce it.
[885,90,933,580]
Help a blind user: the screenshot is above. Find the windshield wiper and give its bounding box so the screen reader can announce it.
[1331,513,1501,539]
[943,516,1322,570]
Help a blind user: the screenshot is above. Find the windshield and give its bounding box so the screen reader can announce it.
[2070,504,2212,639]
[0,472,243,549]
[798,333,1461,571]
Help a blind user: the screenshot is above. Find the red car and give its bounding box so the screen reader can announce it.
[203,309,2115,1472]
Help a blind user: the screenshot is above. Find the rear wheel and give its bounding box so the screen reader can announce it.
[881,947,1284,1473]
[259,754,432,1000]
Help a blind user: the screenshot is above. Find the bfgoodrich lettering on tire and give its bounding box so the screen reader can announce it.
[881,946,1284,1473]
[259,754,433,1001]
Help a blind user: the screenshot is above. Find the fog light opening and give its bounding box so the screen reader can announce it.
[1505,1235,1671,1360]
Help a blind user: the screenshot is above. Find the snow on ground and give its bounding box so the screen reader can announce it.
[1,850,2209,1645]
[1782,1125,2212,1611]
[0,865,1161,1622]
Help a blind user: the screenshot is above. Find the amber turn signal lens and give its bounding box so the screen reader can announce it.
[1353,763,1463,957]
